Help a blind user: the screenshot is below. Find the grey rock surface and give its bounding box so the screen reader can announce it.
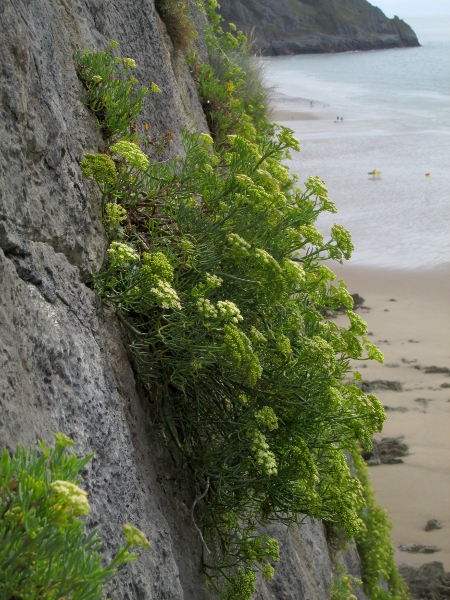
[398,545,442,555]
[258,519,369,600]
[399,561,450,599]
[218,0,419,56]
[425,520,443,532]
[361,379,403,392]
[362,437,409,466]
[0,0,377,598]
[0,1,210,597]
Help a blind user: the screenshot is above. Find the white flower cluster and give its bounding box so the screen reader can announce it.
[50,480,90,516]
[200,132,213,146]
[109,140,149,172]
[105,202,127,226]
[151,279,181,310]
[107,242,139,265]
[205,272,222,288]
[251,430,278,476]
[197,298,218,319]
[217,300,243,324]
[255,248,279,270]
[122,523,151,548]
[283,259,305,285]
[255,406,278,431]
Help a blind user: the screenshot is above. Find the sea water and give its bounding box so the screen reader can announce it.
[263,17,450,269]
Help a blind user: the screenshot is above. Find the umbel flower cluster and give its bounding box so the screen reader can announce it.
[0,434,150,598]
[76,39,386,600]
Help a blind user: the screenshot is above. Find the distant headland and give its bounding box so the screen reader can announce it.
[218,0,420,55]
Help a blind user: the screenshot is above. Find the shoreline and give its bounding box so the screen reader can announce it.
[332,262,450,570]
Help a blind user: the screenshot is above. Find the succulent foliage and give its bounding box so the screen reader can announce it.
[75,14,391,597]
[0,434,149,599]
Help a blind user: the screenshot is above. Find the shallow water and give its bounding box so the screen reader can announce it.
[263,17,450,269]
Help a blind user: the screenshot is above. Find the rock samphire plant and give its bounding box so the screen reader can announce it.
[0,433,150,599]
[75,29,388,599]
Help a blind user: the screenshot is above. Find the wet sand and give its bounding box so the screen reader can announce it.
[332,263,450,569]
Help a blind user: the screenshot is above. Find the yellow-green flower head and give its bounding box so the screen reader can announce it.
[286,307,304,333]
[254,248,281,272]
[92,74,103,84]
[255,406,278,431]
[341,329,363,359]
[347,310,368,336]
[276,334,292,359]
[302,335,336,372]
[81,154,117,187]
[363,337,384,363]
[107,242,139,265]
[299,224,324,247]
[205,272,222,288]
[315,265,336,285]
[197,297,218,319]
[250,326,267,344]
[251,430,278,476]
[226,233,251,258]
[224,569,256,600]
[53,433,75,448]
[331,224,354,260]
[199,132,213,146]
[329,387,343,409]
[150,279,181,310]
[241,537,265,562]
[263,563,275,582]
[277,126,300,153]
[217,300,243,324]
[122,523,151,548]
[264,535,280,562]
[208,0,219,8]
[235,173,254,191]
[50,480,90,516]
[190,359,203,373]
[223,324,262,385]
[305,176,332,208]
[151,82,162,93]
[142,251,174,283]
[109,140,149,171]
[123,57,136,68]
[366,393,386,430]
[105,202,127,226]
[110,39,120,48]
[179,237,195,254]
[289,438,316,483]
[336,279,354,310]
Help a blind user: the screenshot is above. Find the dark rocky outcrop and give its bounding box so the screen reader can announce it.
[398,545,441,555]
[399,561,450,599]
[218,0,419,55]
[362,437,409,465]
[0,1,370,598]
[424,366,450,375]
[425,520,443,532]
[361,380,403,392]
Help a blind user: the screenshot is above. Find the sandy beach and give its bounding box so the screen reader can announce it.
[332,263,450,570]
[268,67,450,573]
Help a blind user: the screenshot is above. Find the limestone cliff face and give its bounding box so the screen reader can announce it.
[218,0,420,55]
[0,1,367,597]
